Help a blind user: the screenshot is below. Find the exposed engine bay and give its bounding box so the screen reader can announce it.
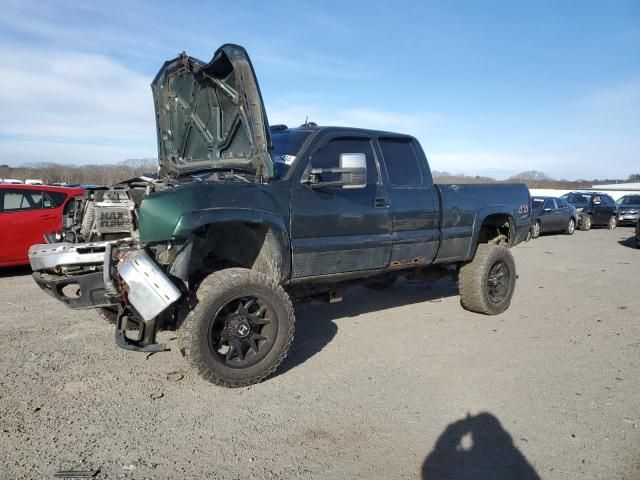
[48,177,174,244]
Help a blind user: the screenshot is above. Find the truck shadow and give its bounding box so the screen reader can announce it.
[0,266,32,278]
[422,412,541,480]
[275,278,458,377]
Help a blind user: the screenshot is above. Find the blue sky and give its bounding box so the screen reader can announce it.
[0,0,638,179]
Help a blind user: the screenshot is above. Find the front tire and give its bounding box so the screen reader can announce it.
[531,220,541,239]
[458,244,516,315]
[178,268,294,387]
[579,214,592,231]
[565,218,576,235]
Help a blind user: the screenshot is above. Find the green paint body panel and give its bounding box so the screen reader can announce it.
[138,180,290,243]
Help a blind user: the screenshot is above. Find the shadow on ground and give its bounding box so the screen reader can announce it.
[618,235,638,249]
[0,265,32,278]
[422,412,540,480]
[275,277,458,377]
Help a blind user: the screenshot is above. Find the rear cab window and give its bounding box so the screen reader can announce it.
[378,138,424,187]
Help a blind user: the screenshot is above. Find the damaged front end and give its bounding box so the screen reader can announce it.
[30,240,183,352]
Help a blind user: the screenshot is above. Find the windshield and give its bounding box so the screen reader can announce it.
[562,193,592,204]
[619,195,640,205]
[532,198,545,209]
[271,130,313,179]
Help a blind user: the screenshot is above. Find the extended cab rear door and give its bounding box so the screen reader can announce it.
[374,136,440,267]
[289,133,392,278]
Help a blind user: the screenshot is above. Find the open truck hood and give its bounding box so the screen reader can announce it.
[152,44,273,180]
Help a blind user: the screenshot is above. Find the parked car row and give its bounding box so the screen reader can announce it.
[0,185,84,267]
[530,191,631,240]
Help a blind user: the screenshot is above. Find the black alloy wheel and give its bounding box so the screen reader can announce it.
[486,261,511,303]
[208,295,274,368]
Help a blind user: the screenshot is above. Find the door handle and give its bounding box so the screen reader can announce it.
[374,197,390,208]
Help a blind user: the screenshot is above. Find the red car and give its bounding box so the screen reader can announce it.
[0,185,84,267]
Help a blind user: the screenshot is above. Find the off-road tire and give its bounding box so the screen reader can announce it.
[178,268,294,387]
[458,244,516,315]
[564,218,576,235]
[364,276,397,290]
[607,215,617,230]
[579,214,592,231]
[531,220,541,239]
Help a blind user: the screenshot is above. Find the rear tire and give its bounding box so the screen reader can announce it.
[607,215,617,230]
[579,214,592,231]
[565,218,576,235]
[178,268,294,387]
[531,220,541,239]
[458,244,516,315]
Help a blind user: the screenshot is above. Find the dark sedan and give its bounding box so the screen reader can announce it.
[561,191,618,230]
[616,194,640,226]
[530,196,578,238]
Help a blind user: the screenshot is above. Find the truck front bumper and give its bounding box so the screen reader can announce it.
[29,242,181,320]
[30,241,118,309]
[32,270,118,309]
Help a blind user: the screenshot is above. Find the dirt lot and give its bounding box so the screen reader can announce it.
[0,227,638,479]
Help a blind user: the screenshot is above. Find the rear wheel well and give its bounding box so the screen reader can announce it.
[477,214,513,246]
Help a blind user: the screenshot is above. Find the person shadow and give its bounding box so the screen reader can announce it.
[422,412,541,480]
[274,277,458,378]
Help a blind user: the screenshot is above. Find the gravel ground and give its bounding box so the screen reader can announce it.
[0,226,638,479]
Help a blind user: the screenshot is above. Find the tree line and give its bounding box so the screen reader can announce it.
[0,160,157,186]
[1,162,637,189]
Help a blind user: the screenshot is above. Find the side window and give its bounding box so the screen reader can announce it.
[3,191,28,211]
[378,138,423,186]
[543,199,555,210]
[593,195,601,204]
[46,191,67,208]
[30,192,44,209]
[308,137,378,185]
[604,196,614,206]
[1,190,49,211]
[557,199,566,208]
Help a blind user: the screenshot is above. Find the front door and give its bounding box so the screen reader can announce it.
[289,134,392,278]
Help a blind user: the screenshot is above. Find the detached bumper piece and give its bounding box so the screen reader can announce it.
[117,249,182,321]
[114,249,182,352]
[115,309,168,352]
